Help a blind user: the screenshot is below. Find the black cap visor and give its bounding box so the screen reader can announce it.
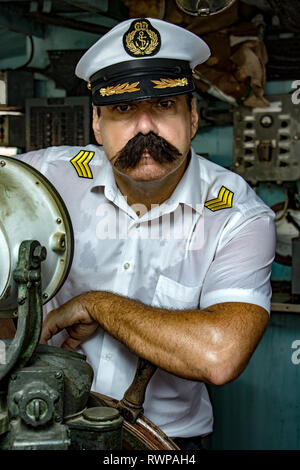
[90,58,195,106]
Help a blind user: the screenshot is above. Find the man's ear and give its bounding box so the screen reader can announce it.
[190,97,199,139]
[92,106,103,145]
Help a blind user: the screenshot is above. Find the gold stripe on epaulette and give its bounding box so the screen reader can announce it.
[70,150,94,179]
[151,78,188,89]
[204,186,234,212]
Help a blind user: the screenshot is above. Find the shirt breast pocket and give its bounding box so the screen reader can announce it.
[152,275,200,310]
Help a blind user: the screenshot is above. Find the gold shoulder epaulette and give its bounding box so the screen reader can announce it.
[204,186,234,212]
[70,150,94,179]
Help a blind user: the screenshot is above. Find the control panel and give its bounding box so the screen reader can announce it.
[25,96,91,151]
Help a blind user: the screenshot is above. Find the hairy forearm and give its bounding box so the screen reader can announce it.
[83,291,268,384]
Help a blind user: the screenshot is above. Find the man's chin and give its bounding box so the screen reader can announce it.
[124,168,169,182]
[126,158,178,180]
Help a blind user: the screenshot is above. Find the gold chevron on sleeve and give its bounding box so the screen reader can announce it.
[204,186,234,211]
[70,150,94,178]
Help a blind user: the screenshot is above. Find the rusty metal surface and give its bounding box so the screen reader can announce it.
[0,241,45,382]
[2,340,94,418]
[89,391,179,451]
[0,157,74,314]
[29,343,94,417]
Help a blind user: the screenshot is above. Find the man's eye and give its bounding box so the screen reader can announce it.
[115,104,132,112]
[158,99,175,109]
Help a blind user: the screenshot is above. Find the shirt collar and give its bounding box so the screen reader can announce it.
[91,148,119,195]
[167,147,204,214]
[91,146,204,214]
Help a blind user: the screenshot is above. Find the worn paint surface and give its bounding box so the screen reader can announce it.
[209,311,300,450]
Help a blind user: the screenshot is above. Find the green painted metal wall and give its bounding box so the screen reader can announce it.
[208,311,300,450]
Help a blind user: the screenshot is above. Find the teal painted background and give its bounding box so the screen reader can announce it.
[0,16,299,450]
[209,312,300,450]
[191,79,300,450]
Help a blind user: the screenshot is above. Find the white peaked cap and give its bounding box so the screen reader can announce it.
[75,18,210,105]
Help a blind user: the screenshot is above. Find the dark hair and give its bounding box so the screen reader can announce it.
[114,131,182,170]
[185,92,194,111]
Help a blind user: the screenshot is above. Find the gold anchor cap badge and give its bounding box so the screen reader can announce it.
[123,19,161,57]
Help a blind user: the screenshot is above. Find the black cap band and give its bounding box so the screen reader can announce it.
[89,58,194,106]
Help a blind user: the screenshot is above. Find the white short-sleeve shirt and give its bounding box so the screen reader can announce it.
[15,145,276,438]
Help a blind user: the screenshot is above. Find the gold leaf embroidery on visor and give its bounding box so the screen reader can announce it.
[99,81,140,97]
[151,77,188,89]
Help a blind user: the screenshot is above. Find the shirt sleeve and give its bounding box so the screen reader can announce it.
[13,148,49,172]
[200,215,276,313]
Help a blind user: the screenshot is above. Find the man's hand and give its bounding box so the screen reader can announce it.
[40,294,99,350]
[40,290,269,384]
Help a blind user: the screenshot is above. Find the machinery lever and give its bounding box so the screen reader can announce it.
[117,358,157,424]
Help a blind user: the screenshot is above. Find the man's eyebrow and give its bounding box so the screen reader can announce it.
[106,96,179,110]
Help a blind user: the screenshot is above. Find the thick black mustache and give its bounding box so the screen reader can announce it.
[113,132,182,170]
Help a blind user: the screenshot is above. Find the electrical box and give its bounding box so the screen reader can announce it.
[232,94,300,184]
[0,114,25,148]
[25,96,91,151]
[0,71,34,108]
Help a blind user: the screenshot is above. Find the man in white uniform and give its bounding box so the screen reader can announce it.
[3,18,276,449]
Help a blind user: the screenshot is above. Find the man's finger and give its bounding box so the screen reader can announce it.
[40,307,64,343]
[61,337,82,351]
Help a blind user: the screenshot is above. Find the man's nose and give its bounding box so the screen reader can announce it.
[134,109,159,136]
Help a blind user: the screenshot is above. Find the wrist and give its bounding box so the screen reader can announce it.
[79,291,114,323]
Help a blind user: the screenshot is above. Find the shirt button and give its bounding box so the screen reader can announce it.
[123,262,130,270]
[136,223,140,229]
